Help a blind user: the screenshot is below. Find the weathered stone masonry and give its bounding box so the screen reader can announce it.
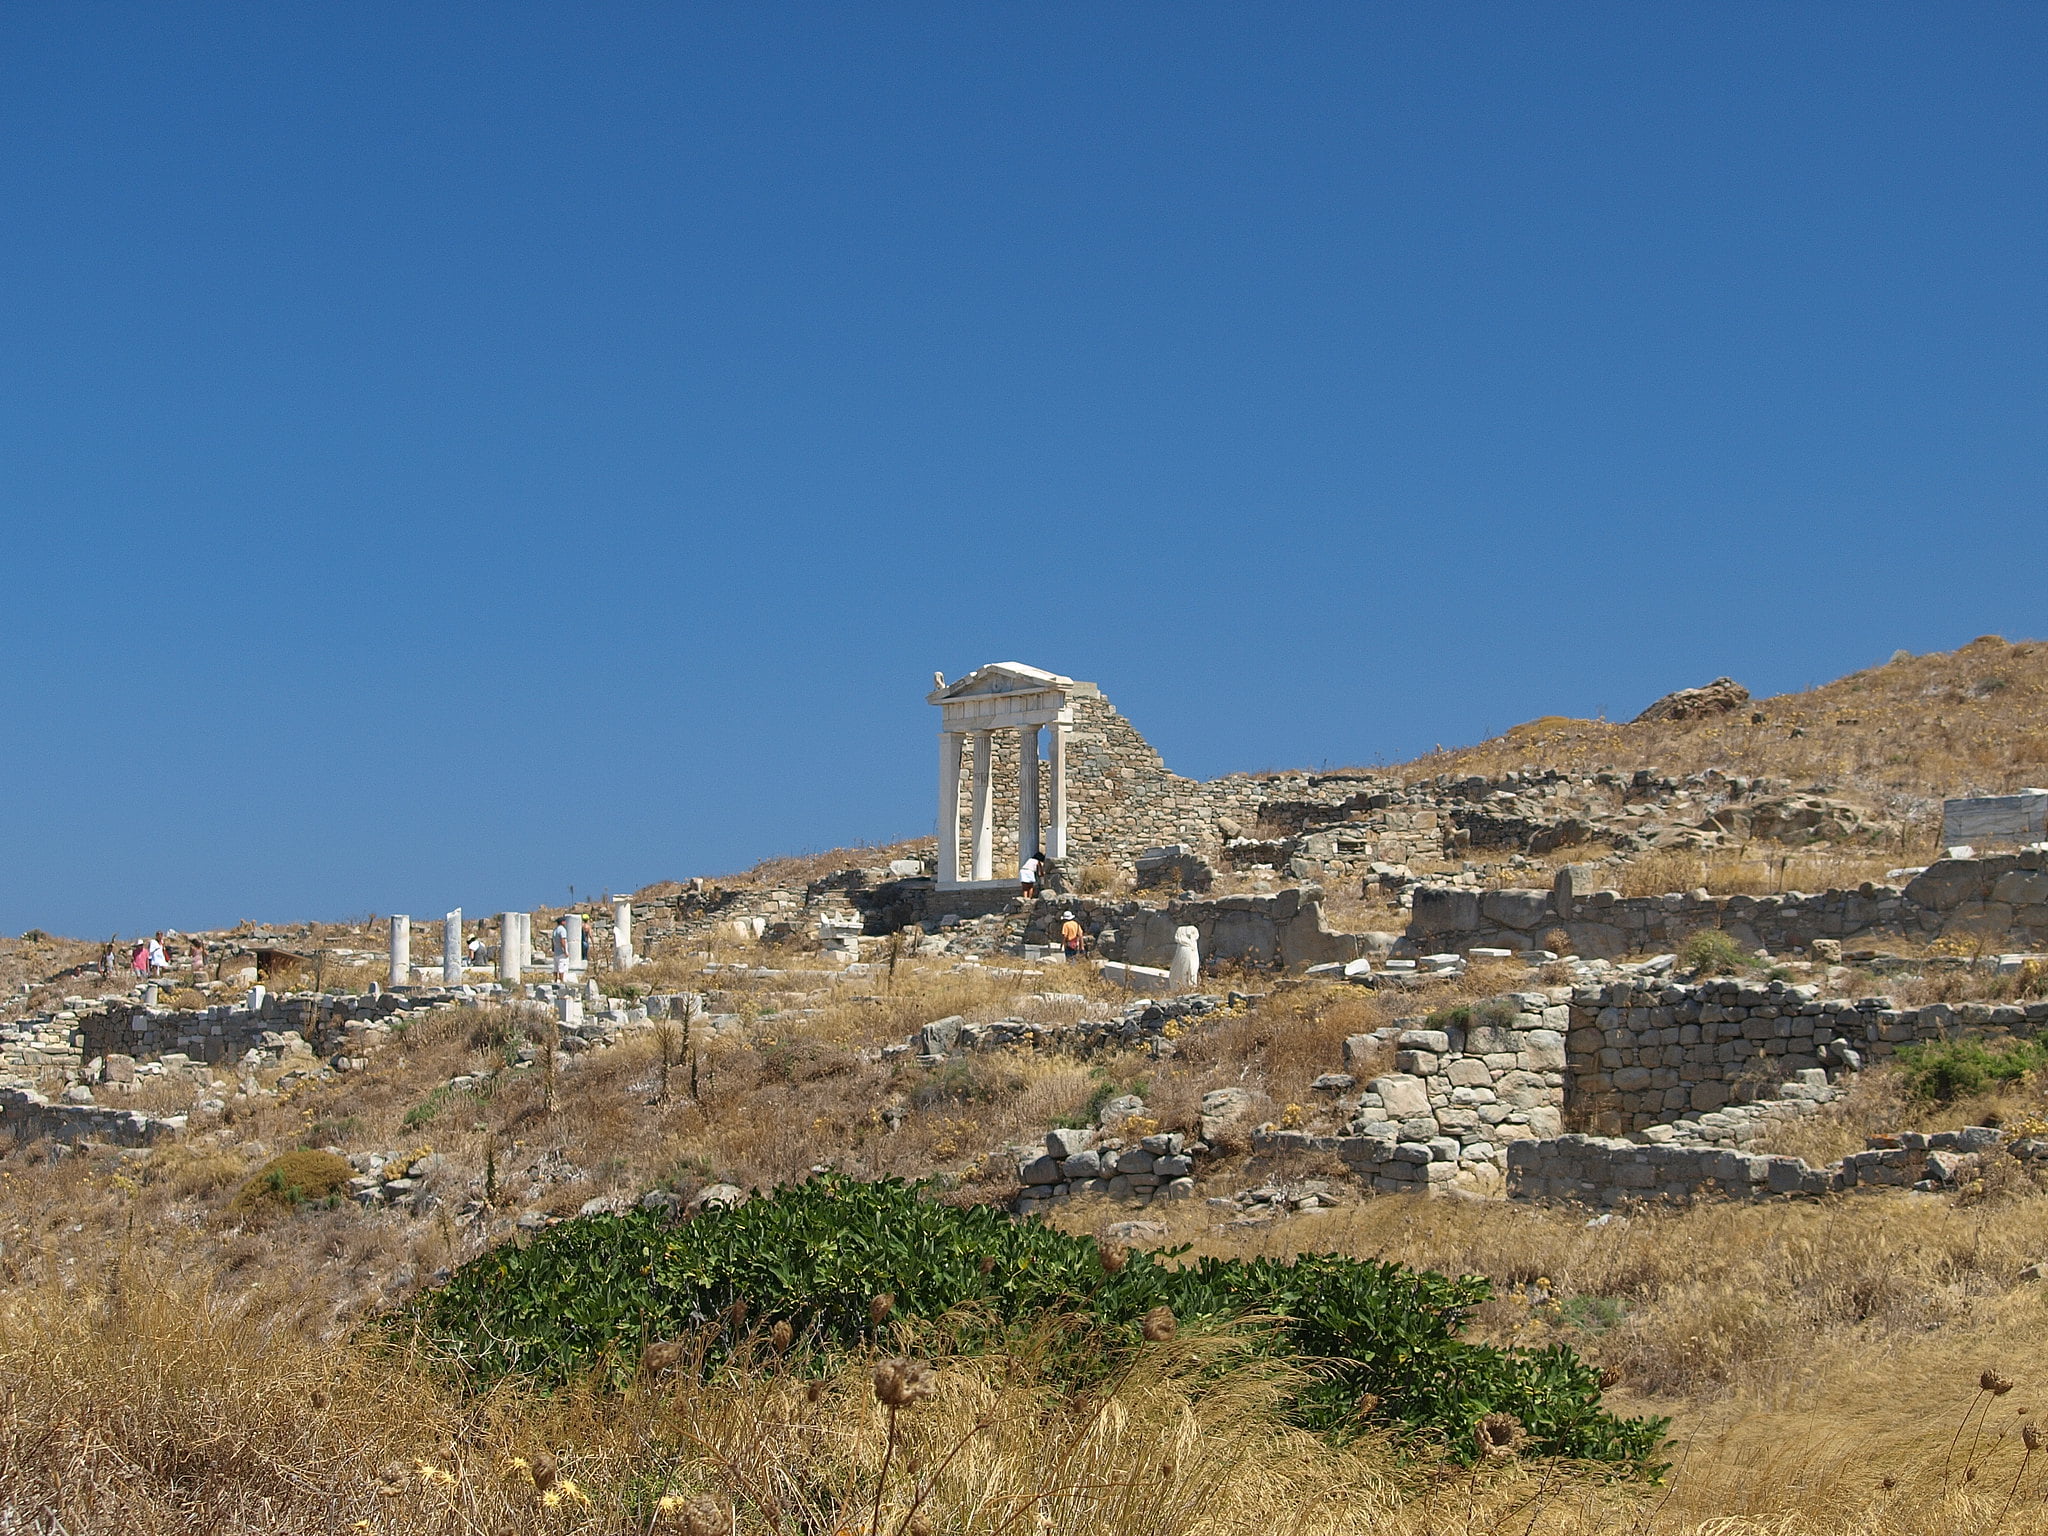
[1407,848,2048,960]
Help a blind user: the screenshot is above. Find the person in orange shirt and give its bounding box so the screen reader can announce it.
[1059,911,1086,962]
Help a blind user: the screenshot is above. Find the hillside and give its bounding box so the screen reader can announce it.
[1398,635,2048,822]
[7,639,2048,1532]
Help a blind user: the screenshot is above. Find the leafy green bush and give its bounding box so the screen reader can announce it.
[1895,1037,2047,1102]
[409,1176,1665,1469]
[1679,929,1750,976]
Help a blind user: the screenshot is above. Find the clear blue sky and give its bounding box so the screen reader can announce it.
[3,4,2044,938]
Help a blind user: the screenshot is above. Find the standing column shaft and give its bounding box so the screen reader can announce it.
[565,913,584,975]
[969,730,995,882]
[936,731,964,886]
[388,915,410,988]
[443,909,463,985]
[1047,722,1068,860]
[1017,724,1041,874]
[499,913,521,982]
[613,898,634,969]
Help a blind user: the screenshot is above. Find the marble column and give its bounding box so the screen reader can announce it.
[499,913,521,983]
[1017,724,1041,873]
[613,898,634,969]
[969,729,995,882]
[388,915,410,988]
[1047,721,1069,860]
[566,913,585,975]
[936,731,964,886]
[443,909,463,985]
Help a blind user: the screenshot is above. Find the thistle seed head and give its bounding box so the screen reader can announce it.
[870,1293,895,1326]
[680,1494,730,1536]
[1477,1412,1528,1460]
[874,1357,936,1408]
[1140,1305,1177,1343]
[529,1451,558,1492]
[1099,1241,1129,1274]
[770,1319,794,1353]
[1985,1370,2017,1396]
[2026,1422,2043,1452]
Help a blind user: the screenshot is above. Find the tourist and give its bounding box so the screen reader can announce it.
[1020,852,1040,899]
[147,932,169,974]
[188,938,207,981]
[129,942,148,980]
[1036,847,1065,894]
[1060,910,1086,962]
[551,918,570,980]
[467,933,485,969]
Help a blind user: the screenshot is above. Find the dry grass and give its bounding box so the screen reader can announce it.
[1613,844,1916,900]
[21,883,2048,1527]
[1394,635,2048,818]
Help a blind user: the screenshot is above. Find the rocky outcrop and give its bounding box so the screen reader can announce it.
[1632,677,1750,724]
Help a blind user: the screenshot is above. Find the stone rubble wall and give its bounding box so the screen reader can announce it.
[1013,1125,1199,1215]
[1509,1124,2036,1207]
[78,988,463,1066]
[0,1086,184,1148]
[1406,849,2048,961]
[1246,991,1570,1195]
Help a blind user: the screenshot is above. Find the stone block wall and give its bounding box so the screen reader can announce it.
[1563,977,2048,1134]
[1405,849,2048,960]
[1033,887,1368,971]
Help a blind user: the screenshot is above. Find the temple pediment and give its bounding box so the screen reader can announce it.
[927,662,1073,704]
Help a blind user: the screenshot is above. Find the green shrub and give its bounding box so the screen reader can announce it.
[409,1175,1665,1469]
[1680,929,1750,976]
[1424,1003,1472,1031]
[230,1150,356,1214]
[1895,1037,2047,1102]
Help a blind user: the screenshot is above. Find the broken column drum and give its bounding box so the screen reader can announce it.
[388,915,410,988]
[443,908,463,985]
[928,662,1076,890]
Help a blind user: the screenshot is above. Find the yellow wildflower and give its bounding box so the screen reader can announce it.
[501,1455,533,1482]
[414,1459,456,1487]
[543,1478,590,1508]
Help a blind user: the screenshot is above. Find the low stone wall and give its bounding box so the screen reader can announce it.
[1509,1124,2031,1207]
[1014,1126,1198,1215]
[0,1087,184,1148]
[1017,888,1368,971]
[1406,849,2048,960]
[79,988,468,1066]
